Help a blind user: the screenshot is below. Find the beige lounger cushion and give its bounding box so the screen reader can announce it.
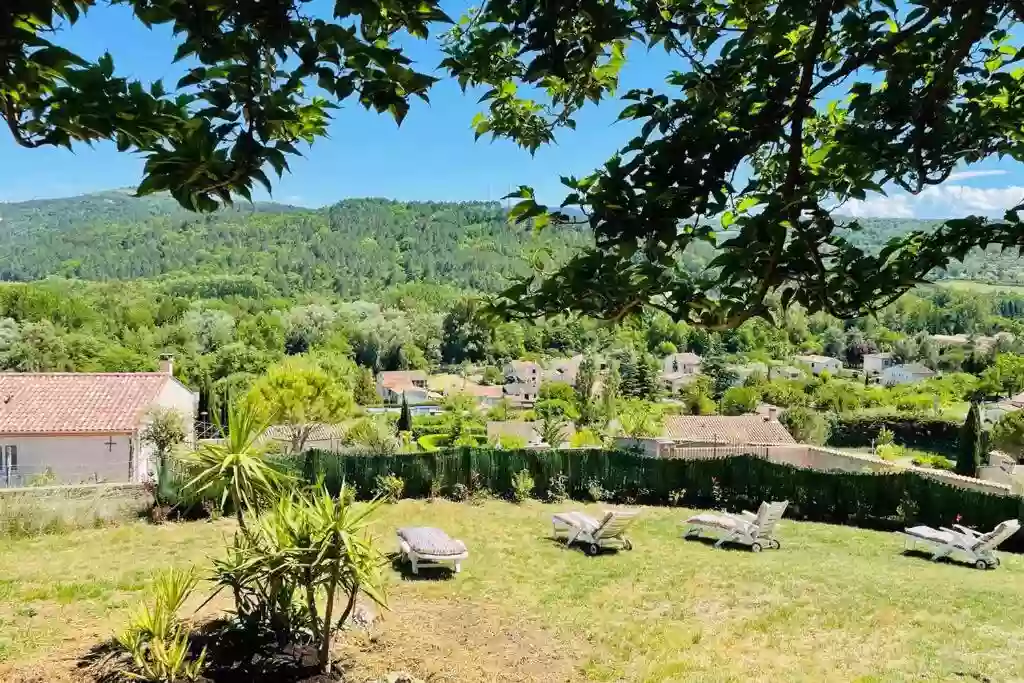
[397,527,467,557]
[686,513,739,531]
[553,511,602,531]
[904,525,954,545]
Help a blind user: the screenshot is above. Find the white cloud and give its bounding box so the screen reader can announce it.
[835,184,1024,219]
[947,169,1008,181]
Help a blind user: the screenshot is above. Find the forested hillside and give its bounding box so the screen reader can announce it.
[2,192,1023,292]
[0,193,589,297]
[840,218,1024,285]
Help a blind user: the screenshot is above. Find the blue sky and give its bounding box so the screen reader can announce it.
[1,2,1022,219]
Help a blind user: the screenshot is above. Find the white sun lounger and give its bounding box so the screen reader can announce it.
[682,501,789,552]
[551,510,639,555]
[902,519,1020,569]
[397,527,468,574]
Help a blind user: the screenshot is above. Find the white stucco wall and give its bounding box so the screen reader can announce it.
[137,378,199,480]
[0,434,136,485]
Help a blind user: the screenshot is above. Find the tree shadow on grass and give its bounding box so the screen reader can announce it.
[388,551,458,581]
[77,620,339,683]
[900,548,996,571]
[680,535,764,552]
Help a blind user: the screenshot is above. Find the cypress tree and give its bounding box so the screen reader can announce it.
[956,402,984,476]
[397,393,413,433]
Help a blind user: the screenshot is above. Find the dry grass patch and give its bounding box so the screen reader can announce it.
[1,500,1024,681]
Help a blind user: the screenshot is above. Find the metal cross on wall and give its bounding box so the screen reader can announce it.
[105,436,117,452]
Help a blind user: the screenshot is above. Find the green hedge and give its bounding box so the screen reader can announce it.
[296,448,1024,551]
[827,415,963,456]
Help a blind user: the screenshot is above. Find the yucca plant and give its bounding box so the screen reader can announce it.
[115,567,206,683]
[224,482,388,674]
[184,400,291,531]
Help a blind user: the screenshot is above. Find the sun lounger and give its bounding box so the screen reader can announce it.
[902,519,1020,569]
[397,527,468,574]
[683,501,789,552]
[551,510,639,555]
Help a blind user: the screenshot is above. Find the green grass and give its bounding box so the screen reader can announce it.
[2,500,1024,682]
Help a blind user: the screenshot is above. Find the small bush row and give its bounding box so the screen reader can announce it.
[297,447,1024,551]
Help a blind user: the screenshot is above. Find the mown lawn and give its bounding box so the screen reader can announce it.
[1,500,1024,682]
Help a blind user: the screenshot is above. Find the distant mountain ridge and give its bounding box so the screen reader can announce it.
[0,191,589,298]
[1,190,1020,295]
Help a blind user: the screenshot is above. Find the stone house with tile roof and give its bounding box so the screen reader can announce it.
[0,358,198,485]
[660,415,796,446]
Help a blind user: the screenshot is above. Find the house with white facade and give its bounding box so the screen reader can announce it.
[863,352,895,376]
[0,358,197,485]
[546,355,585,385]
[794,354,843,376]
[662,352,702,376]
[504,360,542,385]
[660,352,702,395]
[880,362,937,386]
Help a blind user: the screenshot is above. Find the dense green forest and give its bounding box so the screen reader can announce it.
[4,192,1024,290]
[0,192,589,297]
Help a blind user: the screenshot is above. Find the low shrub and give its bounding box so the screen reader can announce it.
[417,433,450,452]
[511,469,535,503]
[547,473,569,504]
[374,473,405,502]
[586,477,609,502]
[911,454,956,471]
[448,483,470,502]
[876,443,904,462]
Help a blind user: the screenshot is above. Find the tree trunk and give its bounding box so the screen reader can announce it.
[338,583,359,629]
[319,561,340,673]
[304,568,321,643]
[231,487,246,533]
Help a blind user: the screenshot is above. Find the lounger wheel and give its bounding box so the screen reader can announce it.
[751,542,763,553]
[623,539,633,551]
[586,543,601,556]
[975,559,992,570]
[769,540,781,550]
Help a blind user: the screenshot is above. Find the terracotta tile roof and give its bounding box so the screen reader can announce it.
[0,372,172,434]
[662,416,796,445]
[377,371,427,389]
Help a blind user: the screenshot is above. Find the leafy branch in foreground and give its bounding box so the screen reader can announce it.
[1,0,451,210]
[444,0,1024,327]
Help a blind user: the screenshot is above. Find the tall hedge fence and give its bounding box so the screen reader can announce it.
[827,415,964,456]
[296,447,1024,551]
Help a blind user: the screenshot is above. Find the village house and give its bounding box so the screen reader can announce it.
[880,362,937,386]
[930,332,1014,352]
[504,360,542,386]
[660,352,702,394]
[863,352,895,376]
[376,370,431,404]
[662,352,702,376]
[432,375,505,407]
[0,358,198,485]
[660,414,796,447]
[794,354,843,376]
[546,355,585,385]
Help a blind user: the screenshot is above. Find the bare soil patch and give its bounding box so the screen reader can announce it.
[336,594,579,683]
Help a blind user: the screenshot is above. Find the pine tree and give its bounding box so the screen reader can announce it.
[397,393,413,433]
[956,402,984,476]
